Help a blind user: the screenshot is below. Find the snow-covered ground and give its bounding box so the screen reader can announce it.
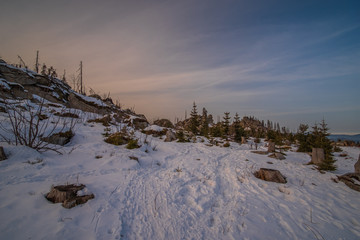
[0,111,360,240]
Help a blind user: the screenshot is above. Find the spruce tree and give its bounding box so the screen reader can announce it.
[200,107,209,136]
[233,113,244,143]
[314,119,336,171]
[189,102,199,135]
[210,122,222,138]
[222,112,231,138]
[296,124,312,152]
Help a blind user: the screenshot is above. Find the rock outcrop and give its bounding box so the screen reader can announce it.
[0,59,148,125]
[355,154,360,173]
[337,173,360,192]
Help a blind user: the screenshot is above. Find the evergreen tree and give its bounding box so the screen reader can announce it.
[233,113,244,143]
[189,102,199,135]
[222,112,231,138]
[311,119,336,171]
[296,124,312,152]
[200,107,209,136]
[210,122,223,138]
[176,129,187,142]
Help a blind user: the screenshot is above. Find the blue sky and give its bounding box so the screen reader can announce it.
[1,0,359,133]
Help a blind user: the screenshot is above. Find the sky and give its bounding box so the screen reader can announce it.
[1,0,359,134]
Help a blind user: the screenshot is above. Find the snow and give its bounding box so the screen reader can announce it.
[0,62,37,78]
[0,78,11,90]
[0,108,360,240]
[73,92,108,107]
[144,124,165,132]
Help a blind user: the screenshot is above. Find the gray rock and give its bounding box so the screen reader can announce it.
[268,152,286,160]
[312,148,324,165]
[254,168,287,184]
[132,117,148,130]
[355,154,360,173]
[45,184,95,209]
[338,173,360,192]
[268,141,275,153]
[164,130,176,142]
[154,119,174,128]
[275,152,286,160]
[42,131,74,146]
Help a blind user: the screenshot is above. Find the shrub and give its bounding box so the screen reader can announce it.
[104,132,128,145]
[54,112,79,118]
[126,139,140,149]
[0,99,76,153]
[333,145,342,153]
[223,142,230,147]
[88,115,111,126]
[176,130,187,142]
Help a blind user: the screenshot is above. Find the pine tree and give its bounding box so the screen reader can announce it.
[189,102,199,135]
[222,112,231,138]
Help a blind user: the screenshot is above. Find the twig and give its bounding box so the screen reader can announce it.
[304,223,325,240]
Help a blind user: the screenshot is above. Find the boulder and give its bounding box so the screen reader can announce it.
[268,141,275,153]
[45,184,94,209]
[154,119,174,128]
[0,146,7,161]
[164,130,176,142]
[42,130,74,146]
[355,154,360,173]
[312,148,324,165]
[67,93,109,115]
[132,117,149,130]
[254,168,287,184]
[275,152,286,160]
[337,173,360,192]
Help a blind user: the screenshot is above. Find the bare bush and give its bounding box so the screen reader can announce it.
[0,99,76,153]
